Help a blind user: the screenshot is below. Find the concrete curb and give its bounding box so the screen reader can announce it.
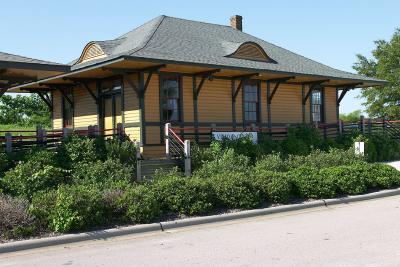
[1,188,400,254]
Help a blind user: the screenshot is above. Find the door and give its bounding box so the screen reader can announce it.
[101,93,122,136]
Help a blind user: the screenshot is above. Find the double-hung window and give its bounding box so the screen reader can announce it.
[311,88,324,123]
[243,81,260,123]
[161,76,181,122]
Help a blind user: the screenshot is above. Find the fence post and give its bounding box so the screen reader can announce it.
[36,125,43,144]
[359,115,365,134]
[42,129,47,147]
[63,127,72,140]
[184,140,191,177]
[383,117,386,133]
[88,125,94,137]
[339,120,343,135]
[368,118,372,135]
[135,141,142,181]
[117,123,124,140]
[5,132,12,153]
[93,125,99,136]
[165,123,171,159]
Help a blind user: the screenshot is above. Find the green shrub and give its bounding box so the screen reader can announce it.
[57,135,106,167]
[218,136,260,161]
[254,153,287,172]
[320,165,367,195]
[193,148,250,179]
[289,167,336,199]
[368,133,400,161]
[321,163,400,194]
[210,172,261,209]
[252,170,292,203]
[287,148,365,170]
[71,159,134,186]
[1,162,66,200]
[0,152,9,178]
[258,134,282,155]
[29,190,57,229]
[0,193,35,240]
[191,142,221,170]
[51,184,104,232]
[121,185,161,224]
[281,124,323,155]
[20,148,59,167]
[366,164,400,189]
[152,173,215,215]
[105,138,137,165]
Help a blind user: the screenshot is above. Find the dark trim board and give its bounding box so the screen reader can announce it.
[0,60,70,72]
[143,121,306,127]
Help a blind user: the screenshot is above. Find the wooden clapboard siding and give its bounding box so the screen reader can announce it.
[123,74,141,142]
[146,126,160,144]
[270,84,303,124]
[73,83,98,129]
[324,88,337,123]
[144,73,160,122]
[142,145,165,158]
[260,82,267,124]
[198,79,232,122]
[52,90,62,129]
[182,76,194,122]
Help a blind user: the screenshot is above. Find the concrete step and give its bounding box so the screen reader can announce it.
[138,158,183,179]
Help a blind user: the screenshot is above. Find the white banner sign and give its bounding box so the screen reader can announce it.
[212,131,258,143]
[355,141,365,156]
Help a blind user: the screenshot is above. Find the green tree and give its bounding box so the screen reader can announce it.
[353,28,400,119]
[339,110,362,122]
[0,94,51,127]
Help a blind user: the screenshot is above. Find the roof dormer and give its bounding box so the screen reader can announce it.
[77,42,107,64]
[228,42,276,63]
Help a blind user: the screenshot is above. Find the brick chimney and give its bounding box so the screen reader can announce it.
[230,15,243,31]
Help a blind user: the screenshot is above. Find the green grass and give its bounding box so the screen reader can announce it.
[0,125,36,137]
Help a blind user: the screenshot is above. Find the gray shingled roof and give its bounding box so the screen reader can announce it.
[0,51,64,66]
[71,15,383,83]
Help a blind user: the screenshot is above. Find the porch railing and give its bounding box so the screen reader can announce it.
[165,123,191,176]
[0,124,126,153]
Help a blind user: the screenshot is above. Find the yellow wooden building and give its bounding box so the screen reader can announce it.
[7,15,385,158]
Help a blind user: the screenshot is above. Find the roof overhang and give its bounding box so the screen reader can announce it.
[0,60,70,94]
[7,56,387,93]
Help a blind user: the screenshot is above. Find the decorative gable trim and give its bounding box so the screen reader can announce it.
[77,42,107,64]
[228,42,276,63]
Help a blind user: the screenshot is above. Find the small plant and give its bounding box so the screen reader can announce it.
[193,148,250,178]
[210,172,262,209]
[51,184,104,232]
[29,190,57,229]
[71,158,134,186]
[105,138,137,166]
[152,172,216,215]
[0,193,35,240]
[289,166,336,199]
[252,170,292,203]
[57,135,106,167]
[1,162,66,200]
[121,185,161,224]
[254,153,287,172]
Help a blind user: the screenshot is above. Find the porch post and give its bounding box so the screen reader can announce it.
[192,76,199,142]
[266,81,272,132]
[139,72,146,145]
[165,122,171,159]
[231,79,236,129]
[301,84,306,123]
[184,140,191,177]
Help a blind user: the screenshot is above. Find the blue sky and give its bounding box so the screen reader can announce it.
[1,0,399,114]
